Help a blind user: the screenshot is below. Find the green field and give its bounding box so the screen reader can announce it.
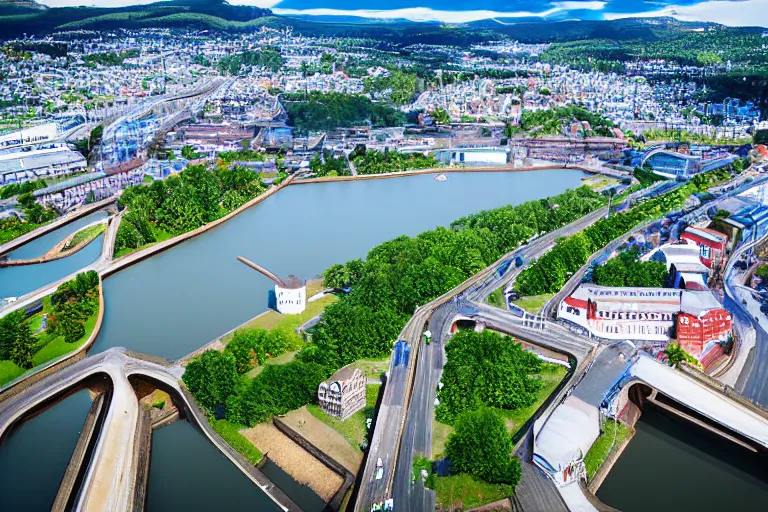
[584,419,632,480]
[513,293,554,314]
[431,473,515,511]
[0,297,99,387]
[113,225,174,259]
[212,418,263,465]
[63,223,106,251]
[306,384,380,452]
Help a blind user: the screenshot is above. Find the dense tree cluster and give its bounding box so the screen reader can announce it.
[516,184,696,296]
[217,48,283,75]
[182,349,329,426]
[225,327,304,374]
[309,151,350,177]
[47,271,100,344]
[363,69,420,105]
[506,105,617,138]
[592,248,668,288]
[352,150,437,175]
[114,164,264,254]
[0,310,36,369]
[436,330,543,424]
[445,408,522,485]
[82,50,139,67]
[283,91,406,134]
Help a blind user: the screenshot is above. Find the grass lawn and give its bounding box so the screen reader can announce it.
[212,418,263,465]
[222,291,337,343]
[306,384,380,452]
[246,350,298,378]
[513,293,554,314]
[432,419,454,458]
[63,223,106,251]
[347,356,390,381]
[584,420,632,480]
[431,473,515,511]
[0,297,99,387]
[487,288,506,309]
[493,363,567,437]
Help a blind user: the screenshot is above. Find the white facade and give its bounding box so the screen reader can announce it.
[275,284,306,314]
[448,148,509,165]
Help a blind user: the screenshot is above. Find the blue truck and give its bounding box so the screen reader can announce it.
[515,256,524,268]
[394,340,410,367]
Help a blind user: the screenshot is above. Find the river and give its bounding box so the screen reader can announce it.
[91,170,587,359]
[597,405,768,511]
[0,170,588,511]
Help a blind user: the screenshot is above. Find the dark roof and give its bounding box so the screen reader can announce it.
[280,275,304,289]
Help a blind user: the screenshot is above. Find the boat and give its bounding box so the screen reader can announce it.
[434,174,448,182]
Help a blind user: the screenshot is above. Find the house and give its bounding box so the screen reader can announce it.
[317,365,366,421]
[677,291,732,358]
[680,226,728,270]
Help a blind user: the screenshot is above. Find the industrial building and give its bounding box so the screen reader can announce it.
[0,144,87,186]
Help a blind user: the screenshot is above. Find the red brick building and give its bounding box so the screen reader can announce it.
[676,291,732,357]
[680,227,728,269]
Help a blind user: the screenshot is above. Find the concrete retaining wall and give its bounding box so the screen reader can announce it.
[273,416,355,511]
[52,392,108,512]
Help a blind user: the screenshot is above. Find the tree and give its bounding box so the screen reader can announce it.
[665,343,698,367]
[445,408,521,485]
[9,317,35,369]
[323,263,352,289]
[183,351,240,410]
[181,145,198,160]
[436,330,542,424]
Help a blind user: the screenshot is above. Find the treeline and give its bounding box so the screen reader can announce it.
[352,150,437,175]
[182,186,605,424]
[217,48,283,75]
[283,91,406,134]
[515,184,696,296]
[592,248,668,288]
[115,165,264,254]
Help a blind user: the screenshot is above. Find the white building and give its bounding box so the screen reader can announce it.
[275,276,306,315]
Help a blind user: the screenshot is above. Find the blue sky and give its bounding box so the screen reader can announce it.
[35,0,768,27]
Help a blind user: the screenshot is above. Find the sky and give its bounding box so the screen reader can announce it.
[33,0,768,27]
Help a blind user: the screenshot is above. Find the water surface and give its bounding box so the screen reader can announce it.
[597,405,768,511]
[0,390,93,511]
[93,170,586,358]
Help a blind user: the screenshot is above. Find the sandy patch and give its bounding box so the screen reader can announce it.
[239,422,343,501]
[282,407,363,474]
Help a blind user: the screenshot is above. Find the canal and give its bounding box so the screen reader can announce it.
[0,170,588,511]
[0,210,107,300]
[92,169,587,358]
[597,405,768,511]
[0,390,93,511]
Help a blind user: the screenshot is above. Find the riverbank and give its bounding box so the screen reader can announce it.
[0,198,115,258]
[292,162,598,185]
[0,220,107,267]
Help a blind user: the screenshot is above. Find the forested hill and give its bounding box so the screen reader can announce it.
[0,0,274,39]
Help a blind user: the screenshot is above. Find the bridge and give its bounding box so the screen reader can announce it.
[0,348,299,512]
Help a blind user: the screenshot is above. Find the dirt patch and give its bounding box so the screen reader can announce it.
[282,407,363,474]
[239,422,343,501]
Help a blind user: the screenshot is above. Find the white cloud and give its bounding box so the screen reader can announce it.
[604,0,768,27]
[224,0,284,8]
[272,6,571,23]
